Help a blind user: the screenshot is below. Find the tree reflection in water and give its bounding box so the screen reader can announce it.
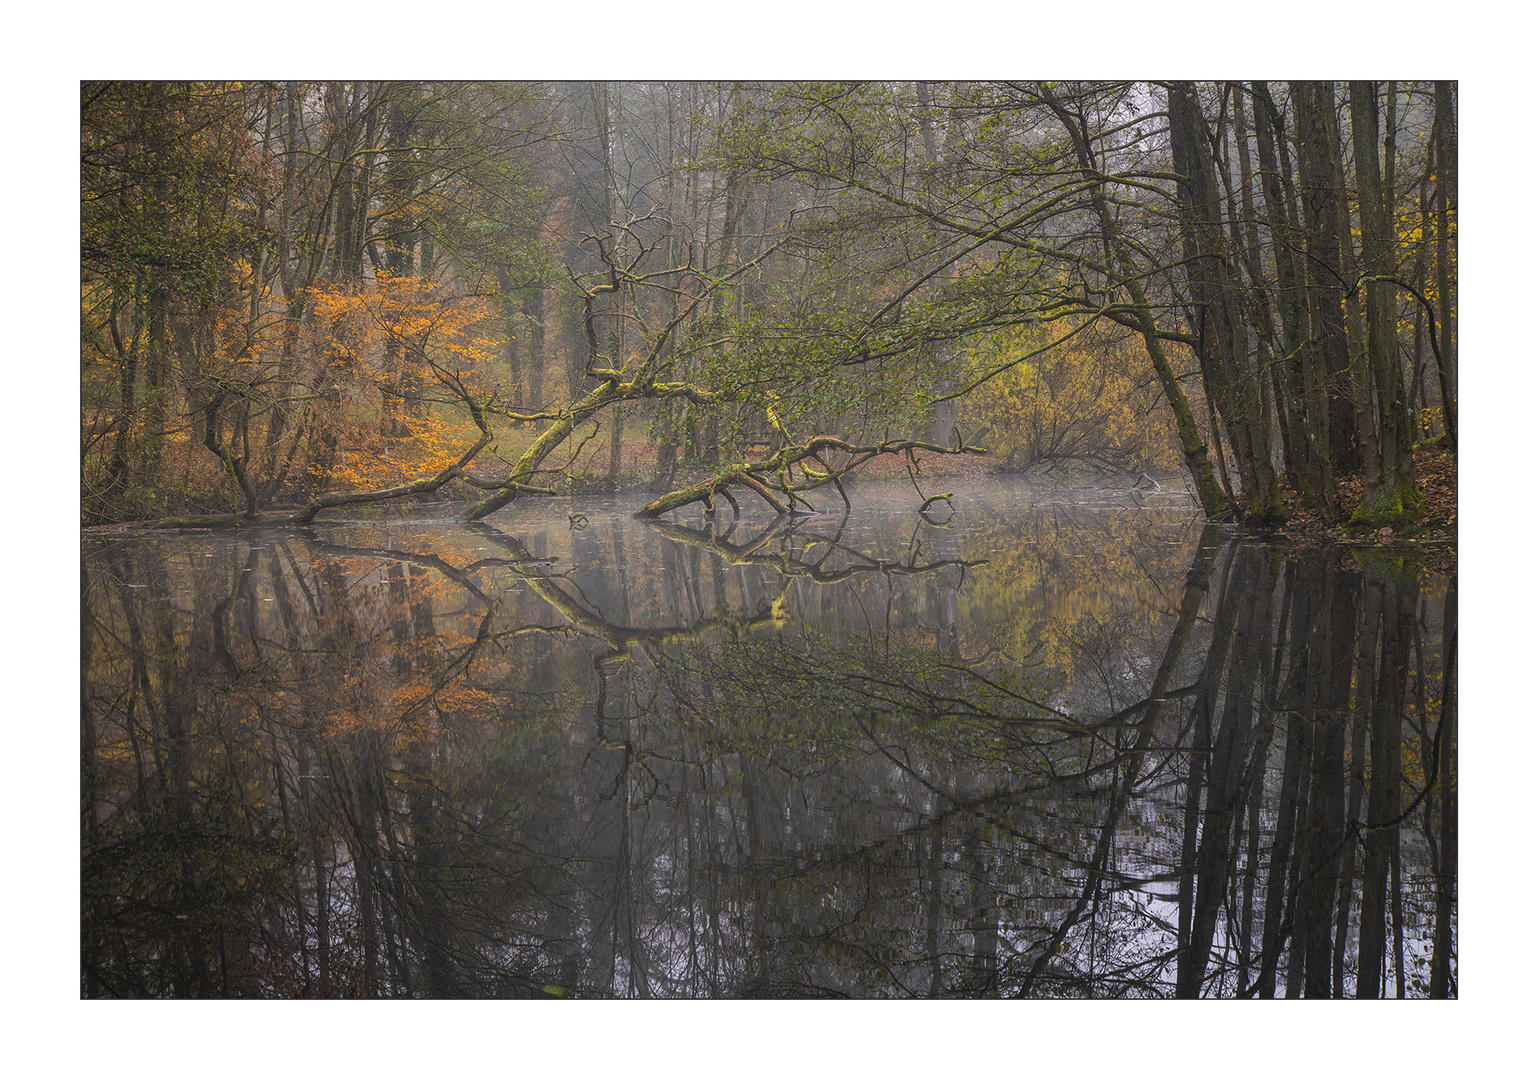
[81,491,1455,998]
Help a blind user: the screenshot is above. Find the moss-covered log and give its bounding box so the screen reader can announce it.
[632,435,987,519]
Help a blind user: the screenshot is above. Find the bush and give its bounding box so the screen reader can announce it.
[960,324,1181,476]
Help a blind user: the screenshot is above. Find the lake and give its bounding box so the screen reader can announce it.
[80,476,1455,998]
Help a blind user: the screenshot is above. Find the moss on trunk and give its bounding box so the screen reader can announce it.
[1238,480,1289,526]
[1349,478,1421,529]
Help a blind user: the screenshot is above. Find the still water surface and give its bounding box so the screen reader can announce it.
[81,478,1455,997]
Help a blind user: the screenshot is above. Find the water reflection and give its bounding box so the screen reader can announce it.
[80,484,1455,998]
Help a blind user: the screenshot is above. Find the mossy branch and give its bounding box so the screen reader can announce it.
[634,435,986,519]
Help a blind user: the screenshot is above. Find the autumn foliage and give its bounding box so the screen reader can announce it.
[961,324,1182,476]
[304,272,497,491]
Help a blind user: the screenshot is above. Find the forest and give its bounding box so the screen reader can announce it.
[79,79,1459,1007]
[81,80,1457,532]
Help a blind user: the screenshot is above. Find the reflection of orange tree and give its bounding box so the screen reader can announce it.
[307,272,498,491]
[304,553,504,751]
[310,662,503,752]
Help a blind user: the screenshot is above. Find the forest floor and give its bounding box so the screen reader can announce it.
[1272,447,1456,574]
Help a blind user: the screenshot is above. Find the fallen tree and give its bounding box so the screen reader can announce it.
[634,433,985,519]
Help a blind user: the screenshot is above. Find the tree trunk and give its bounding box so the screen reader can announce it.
[1349,81,1420,526]
[1292,82,1358,485]
[382,93,417,438]
[1168,82,1281,521]
[1432,81,1458,451]
[1253,83,1338,517]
